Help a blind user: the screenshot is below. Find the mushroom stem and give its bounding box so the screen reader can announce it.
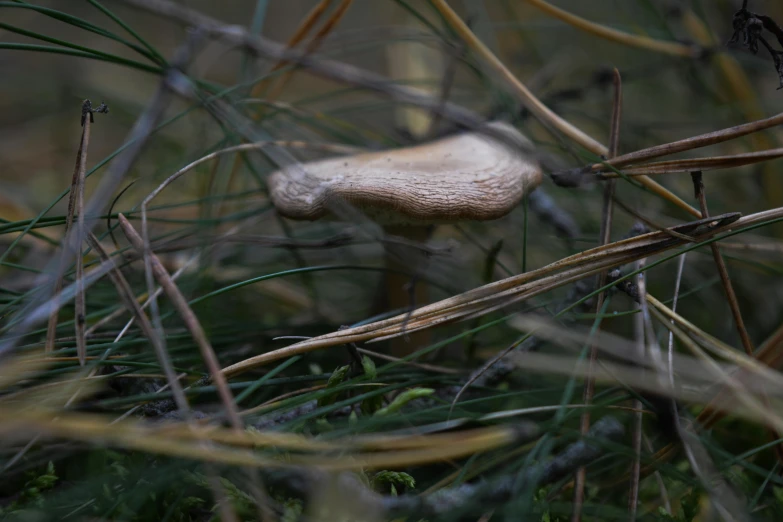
[383,225,433,357]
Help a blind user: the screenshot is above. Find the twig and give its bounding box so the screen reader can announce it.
[119,0,529,155]
[84,234,189,413]
[220,210,751,378]
[690,172,753,355]
[117,214,243,430]
[248,0,333,98]
[262,0,353,104]
[628,259,645,522]
[573,68,622,522]
[0,35,181,357]
[73,101,107,365]
[429,0,603,153]
[45,100,108,361]
[524,0,700,58]
[427,0,697,218]
[559,110,783,179]
[690,171,783,466]
[121,0,697,217]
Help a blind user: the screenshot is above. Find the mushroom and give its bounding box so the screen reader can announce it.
[268,121,542,355]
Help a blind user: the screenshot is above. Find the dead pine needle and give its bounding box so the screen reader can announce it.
[572,68,622,522]
[45,100,108,365]
[116,213,243,430]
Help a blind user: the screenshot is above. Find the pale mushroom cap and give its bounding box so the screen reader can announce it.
[268,122,542,225]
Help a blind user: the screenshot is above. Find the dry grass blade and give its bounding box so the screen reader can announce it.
[0,406,524,471]
[505,349,782,426]
[45,101,100,358]
[574,67,622,522]
[85,233,190,412]
[579,111,783,175]
[429,0,605,154]
[646,296,783,390]
[688,170,783,464]
[220,211,750,378]
[249,0,333,98]
[427,1,699,218]
[0,354,55,389]
[117,214,242,428]
[524,0,699,58]
[603,148,783,177]
[263,0,353,104]
[649,306,783,435]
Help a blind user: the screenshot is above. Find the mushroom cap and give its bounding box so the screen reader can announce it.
[268,122,542,225]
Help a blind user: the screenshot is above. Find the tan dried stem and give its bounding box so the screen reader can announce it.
[218,209,759,379]
[586,111,783,174]
[117,214,243,430]
[602,147,783,177]
[524,0,699,57]
[690,172,783,466]
[428,0,700,219]
[46,106,93,358]
[573,68,622,522]
[85,234,190,412]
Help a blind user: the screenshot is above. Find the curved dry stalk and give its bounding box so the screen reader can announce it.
[0,406,525,471]
[603,147,783,177]
[524,0,699,58]
[680,6,783,213]
[428,0,605,155]
[220,212,748,378]
[227,205,783,374]
[579,111,783,174]
[117,214,243,430]
[429,0,700,218]
[575,68,622,522]
[647,295,783,388]
[650,307,783,435]
[506,315,783,395]
[263,0,353,104]
[47,101,97,359]
[249,0,333,98]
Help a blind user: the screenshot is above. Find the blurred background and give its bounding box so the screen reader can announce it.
[3,0,783,342]
[4,1,783,520]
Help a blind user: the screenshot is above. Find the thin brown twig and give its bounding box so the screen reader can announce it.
[577,110,783,175]
[628,262,645,522]
[220,211,750,378]
[248,0,332,99]
[72,102,107,366]
[263,0,353,104]
[572,68,622,522]
[45,101,102,357]
[690,171,783,467]
[116,214,243,430]
[523,0,700,58]
[427,0,697,218]
[600,147,783,177]
[85,234,190,413]
[690,172,754,356]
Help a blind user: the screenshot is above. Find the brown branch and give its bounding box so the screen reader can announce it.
[117,214,243,431]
